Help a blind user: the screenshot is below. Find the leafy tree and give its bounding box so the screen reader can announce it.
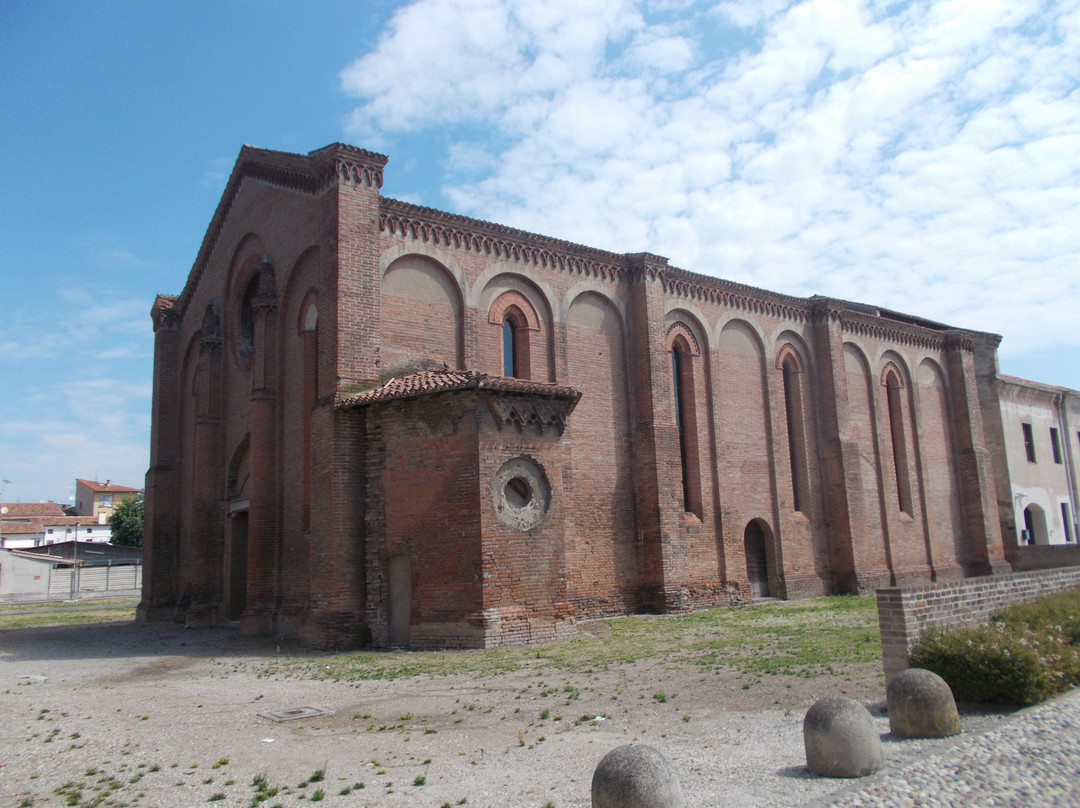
[109,492,144,547]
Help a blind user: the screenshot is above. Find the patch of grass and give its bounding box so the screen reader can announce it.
[259,596,880,683]
[0,605,138,629]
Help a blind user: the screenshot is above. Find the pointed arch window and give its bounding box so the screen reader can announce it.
[300,296,318,530]
[780,350,810,513]
[501,311,530,379]
[884,368,913,515]
[489,291,538,380]
[670,328,702,517]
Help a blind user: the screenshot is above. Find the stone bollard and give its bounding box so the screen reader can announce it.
[591,744,683,808]
[887,667,961,739]
[803,696,884,778]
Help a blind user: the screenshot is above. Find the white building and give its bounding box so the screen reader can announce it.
[997,375,1080,546]
[0,502,112,549]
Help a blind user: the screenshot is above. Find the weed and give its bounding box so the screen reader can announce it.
[310,788,325,801]
[653,691,667,703]
[208,794,226,803]
[413,775,426,786]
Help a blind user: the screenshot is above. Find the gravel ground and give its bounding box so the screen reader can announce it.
[1,619,1020,808]
[811,688,1080,808]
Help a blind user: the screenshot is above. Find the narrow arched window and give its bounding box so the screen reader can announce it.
[672,336,702,517]
[237,273,259,361]
[782,355,809,513]
[885,371,913,515]
[301,299,318,529]
[503,318,516,377]
[501,307,530,379]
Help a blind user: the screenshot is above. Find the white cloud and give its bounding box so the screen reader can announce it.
[341,0,1080,384]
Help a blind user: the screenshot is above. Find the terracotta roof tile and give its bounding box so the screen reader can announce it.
[338,369,580,408]
[75,479,141,493]
[0,502,66,518]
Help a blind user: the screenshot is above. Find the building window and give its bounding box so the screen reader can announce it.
[885,370,913,515]
[781,353,809,513]
[1051,427,1063,464]
[501,309,530,379]
[1022,423,1037,463]
[1063,503,1075,543]
[47,528,54,534]
[671,336,702,517]
[98,495,113,508]
[503,319,516,377]
[237,272,260,361]
[301,298,319,530]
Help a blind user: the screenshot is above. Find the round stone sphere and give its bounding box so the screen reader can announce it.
[803,696,884,778]
[887,667,961,739]
[591,744,684,808]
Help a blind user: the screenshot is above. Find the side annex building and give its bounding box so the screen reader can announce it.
[141,143,1013,649]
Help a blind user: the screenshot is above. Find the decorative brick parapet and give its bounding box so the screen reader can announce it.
[876,567,1080,684]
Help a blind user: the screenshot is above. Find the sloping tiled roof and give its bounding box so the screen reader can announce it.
[0,502,66,518]
[338,369,580,409]
[0,513,104,536]
[75,479,141,493]
[1,521,43,535]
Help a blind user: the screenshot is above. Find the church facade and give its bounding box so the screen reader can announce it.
[140,143,1012,649]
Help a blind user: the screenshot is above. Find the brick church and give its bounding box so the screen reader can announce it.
[140,143,1012,649]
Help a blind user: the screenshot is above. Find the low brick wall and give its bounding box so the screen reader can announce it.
[876,567,1080,684]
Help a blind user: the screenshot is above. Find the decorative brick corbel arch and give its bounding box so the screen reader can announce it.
[880,361,906,388]
[775,343,804,372]
[488,290,541,331]
[666,322,701,355]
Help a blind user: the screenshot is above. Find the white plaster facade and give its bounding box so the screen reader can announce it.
[998,376,1080,545]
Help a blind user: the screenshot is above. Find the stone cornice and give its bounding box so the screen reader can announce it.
[176,143,388,319]
[380,198,629,282]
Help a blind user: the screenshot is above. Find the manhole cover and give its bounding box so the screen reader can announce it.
[258,706,330,722]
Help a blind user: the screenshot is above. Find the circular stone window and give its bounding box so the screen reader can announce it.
[493,457,550,531]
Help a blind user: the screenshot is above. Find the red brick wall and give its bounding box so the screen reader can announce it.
[143,145,1023,650]
[564,292,637,615]
[915,359,966,580]
[380,255,462,375]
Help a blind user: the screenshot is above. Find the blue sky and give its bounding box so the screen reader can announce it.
[2,0,1078,504]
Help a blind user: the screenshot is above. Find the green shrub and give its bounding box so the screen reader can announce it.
[994,588,1080,645]
[908,586,1080,705]
[908,624,1052,704]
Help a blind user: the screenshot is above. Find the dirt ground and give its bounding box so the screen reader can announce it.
[0,619,1012,808]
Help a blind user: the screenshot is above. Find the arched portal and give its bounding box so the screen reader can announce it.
[1023,505,1049,545]
[744,520,772,598]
